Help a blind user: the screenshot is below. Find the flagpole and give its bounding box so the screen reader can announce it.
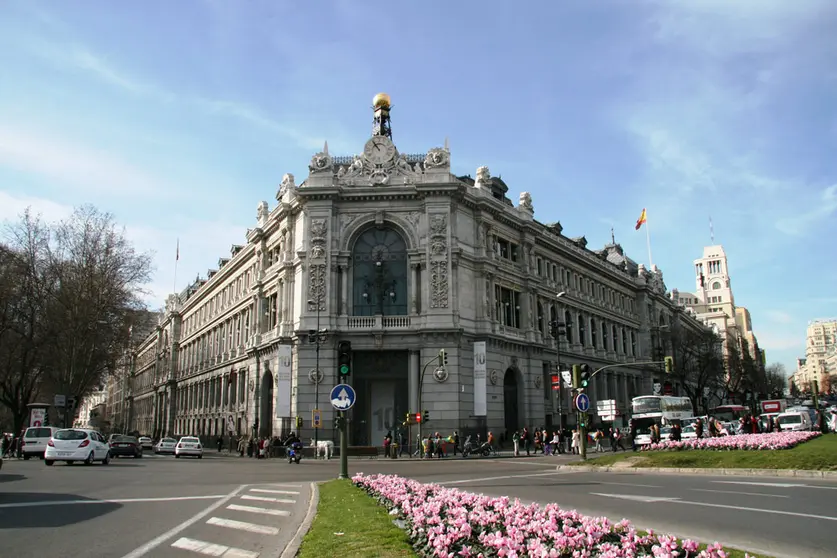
[645,216,654,268]
[173,238,179,295]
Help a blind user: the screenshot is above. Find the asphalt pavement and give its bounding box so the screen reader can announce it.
[1,450,831,558]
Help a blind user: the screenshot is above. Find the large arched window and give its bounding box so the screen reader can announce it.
[352,227,409,316]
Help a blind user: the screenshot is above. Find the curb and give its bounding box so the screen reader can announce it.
[278,481,320,558]
[557,465,837,479]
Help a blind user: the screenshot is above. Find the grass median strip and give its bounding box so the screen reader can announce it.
[576,434,837,470]
[297,479,415,558]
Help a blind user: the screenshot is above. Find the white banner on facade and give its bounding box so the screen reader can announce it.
[473,341,487,416]
[276,344,292,418]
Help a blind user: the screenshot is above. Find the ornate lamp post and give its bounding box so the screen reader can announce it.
[307,298,327,447]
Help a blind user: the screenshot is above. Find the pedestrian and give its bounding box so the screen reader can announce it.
[452,431,460,456]
[512,430,520,457]
[571,429,580,454]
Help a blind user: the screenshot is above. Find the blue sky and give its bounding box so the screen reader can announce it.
[1,0,835,376]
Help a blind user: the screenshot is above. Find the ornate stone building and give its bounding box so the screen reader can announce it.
[118,93,713,444]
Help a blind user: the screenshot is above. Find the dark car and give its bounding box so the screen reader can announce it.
[108,435,143,458]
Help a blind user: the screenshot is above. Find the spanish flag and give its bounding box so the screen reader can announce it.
[635,208,647,230]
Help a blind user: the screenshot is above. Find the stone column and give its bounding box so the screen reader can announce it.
[409,350,420,413]
[340,264,350,316]
[410,263,420,315]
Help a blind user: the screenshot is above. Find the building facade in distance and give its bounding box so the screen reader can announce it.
[791,319,837,393]
[116,94,714,444]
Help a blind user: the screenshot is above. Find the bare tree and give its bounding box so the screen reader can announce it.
[665,326,725,415]
[0,211,54,434]
[40,205,154,420]
[764,363,787,399]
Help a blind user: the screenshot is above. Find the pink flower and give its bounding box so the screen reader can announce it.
[353,473,740,557]
[645,431,819,452]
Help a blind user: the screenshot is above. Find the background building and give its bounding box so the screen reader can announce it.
[114,94,715,446]
[791,319,837,393]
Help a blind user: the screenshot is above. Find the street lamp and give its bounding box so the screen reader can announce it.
[553,291,567,431]
[307,299,327,447]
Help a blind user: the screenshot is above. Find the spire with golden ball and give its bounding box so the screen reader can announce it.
[371,92,393,139]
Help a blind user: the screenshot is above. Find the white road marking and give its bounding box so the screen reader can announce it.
[590,492,681,503]
[672,500,837,522]
[264,483,303,488]
[0,495,227,510]
[712,481,804,488]
[435,471,567,485]
[240,495,296,504]
[599,482,662,488]
[206,517,279,535]
[690,488,789,498]
[249,489,299,495]
[171,537,259,557]
[121,485,247,558]
[227,504,290,517]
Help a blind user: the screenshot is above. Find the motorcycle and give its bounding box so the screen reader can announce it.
[461,436,491,458]
[287,441,303,464]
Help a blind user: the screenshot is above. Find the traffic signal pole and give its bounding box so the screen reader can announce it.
[338,409,348,479]
[416,350,445,456]
[572,365,587,461]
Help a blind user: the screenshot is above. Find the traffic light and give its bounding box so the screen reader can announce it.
[579,412,587,429]
[415,412,422,424]
[664,356,674,374]
[579,364,591,388]
[335,415,344,429]
[439,349,448,366]
[405,412,413,425]
[423,410,430,423]
[551,374,561,391]
[338,341,352,378]
[295,416,302,428]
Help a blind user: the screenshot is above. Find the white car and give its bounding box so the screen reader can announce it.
[138,436,153,450]
[175,436,203,458]
[44,428,110,466]
[155,437,178,454]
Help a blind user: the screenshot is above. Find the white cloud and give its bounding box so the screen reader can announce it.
[775,184,837,235]
[0,127,175,198]
[765,310,795,325]
[21,36,328,152]
[757,329,803,352]
[0,191,249,309]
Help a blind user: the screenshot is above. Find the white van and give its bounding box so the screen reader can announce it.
[775,411,812,432]
[22,426,61,459]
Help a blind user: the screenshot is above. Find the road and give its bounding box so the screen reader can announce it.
[2,451,832,558]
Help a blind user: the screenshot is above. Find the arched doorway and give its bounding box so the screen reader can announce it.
[352,227,408,316]
[503,368,519,434]
[260,368,273,438]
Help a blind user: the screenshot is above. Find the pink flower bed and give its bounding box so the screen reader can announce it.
[353,473,748,557]
[644,431,820,452]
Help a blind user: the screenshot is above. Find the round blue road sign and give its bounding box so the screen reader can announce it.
[575,393,590,413]
[330,384,356,411]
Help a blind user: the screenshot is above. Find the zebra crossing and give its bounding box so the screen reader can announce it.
[162,483,308,558]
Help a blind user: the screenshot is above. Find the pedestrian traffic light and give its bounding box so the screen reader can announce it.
[439,349,448,366]
[415,412,422,424]
[295,416,302,428]
[579,364,591,388]
[423,410,429,423]
[664,356,674,374]
[551,374,561,391]
[338,341,352,378]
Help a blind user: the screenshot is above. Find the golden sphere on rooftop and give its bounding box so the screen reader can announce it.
[372,92,391,108]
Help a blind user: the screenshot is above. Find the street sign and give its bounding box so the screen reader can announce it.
[54,394,66,408]
[330,384,356,411]
[575,393,590,413]
[312,408,322,428]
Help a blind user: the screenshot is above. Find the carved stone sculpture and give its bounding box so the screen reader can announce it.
[308,264,326,312]
[276,173,295,200]
[257,201,269,225]
[424,147,449,169]
[476,166,490,183]
[430,260,449,309]
[309,218,328,259]
[309,151,333,174]
[519,191,533,212]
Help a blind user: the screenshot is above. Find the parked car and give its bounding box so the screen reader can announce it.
[21,426,61,460]
[776,411,813,432]
[108,435,143,458]
[154,437,178,455]
[175,436,203,459]
[44,428,110,466]
[138,436,153,450]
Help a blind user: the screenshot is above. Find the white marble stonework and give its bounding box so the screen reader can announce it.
[112,95,715,445]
